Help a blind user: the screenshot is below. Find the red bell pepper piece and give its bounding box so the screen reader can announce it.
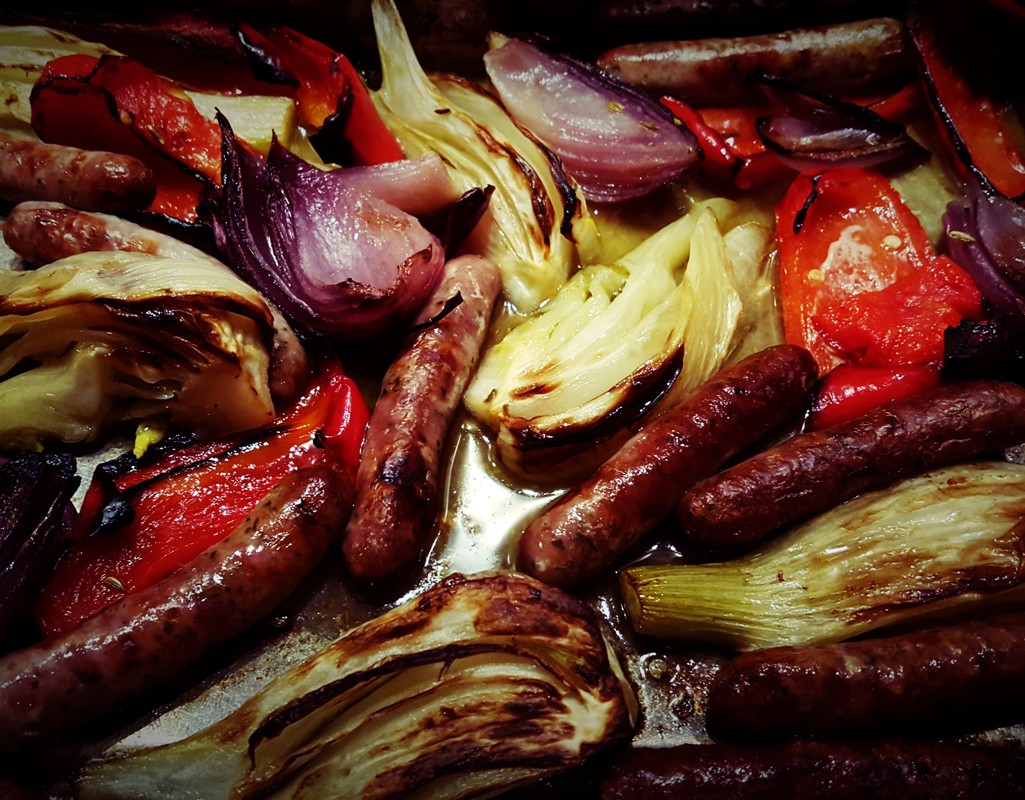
[660,96,739,185]
[693,105,795,190]
[34,357,368,639]
[239,23,404,166]
[907,0,1025,200]
[31,54,223,221]
[864,81,927,125]
[238,23,348,132]
[776,167,982,374]
[809,362,942,430]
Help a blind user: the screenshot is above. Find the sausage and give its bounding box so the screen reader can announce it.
[0,132,155,212]
[0,465,350,753]
[705,612,1025,741]
[342,254,502,588]
[596,18,912,106]
[517,344,818,588]
[601,740,1025,800]
[1,201,308,407]
[2,200,216,266]
[676,380,1025,553]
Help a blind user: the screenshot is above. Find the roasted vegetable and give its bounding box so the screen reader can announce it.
[0,452,79,641]
[0,25,114,137]
[369,0,580,313]
[0,249,300,449]
[76,571,637,800]
[908,0,1025,200]
[777,167,982,373]
[622,461,1025,650]
[34,356,367,638]
[464,198,758,482]
[753,73,928,172]
[483,33,701,203]
[209,115,447,339]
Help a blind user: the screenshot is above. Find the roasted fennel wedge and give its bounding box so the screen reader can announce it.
[621,461,1025,650]
[77,571,637,800]
[369,0,579,313]
[0,249,296,449]
[464,198,753,483]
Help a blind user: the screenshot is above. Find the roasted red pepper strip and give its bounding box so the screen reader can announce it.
[31,54,222,221]
[238,23,348,132]
[693,104,794,190]
[907,0,1025,200]
[809,362,942,430]
[660,96,739,185]
[239,23,403,165]
[776,167,982,373]
[34,358,368,639]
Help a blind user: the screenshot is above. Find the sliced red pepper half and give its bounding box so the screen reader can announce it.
[907,0,1025,200]
[776,167,983,373]
[31,54,223,221]
[809,362,942,430]
[34,357,369,639]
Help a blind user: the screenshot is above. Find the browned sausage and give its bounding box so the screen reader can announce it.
[517,344,818,588]
[342,254,502,589]
[676,380,1025,554]
[0,465,350,753]
[0,132,155,212]
[706,612,1025,741]
[1,200,192,265]
[601,739,1025,800]
[596,18,912,106]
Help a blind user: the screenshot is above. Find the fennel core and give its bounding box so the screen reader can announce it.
[620,461,1025,651]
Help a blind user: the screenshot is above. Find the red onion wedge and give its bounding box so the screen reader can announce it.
[208,114,446,339]
[754,73,928,172]
[483,34,700,203]
[0,453,79,643]
[943,182,1025,334]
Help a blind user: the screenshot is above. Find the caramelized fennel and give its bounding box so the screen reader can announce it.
[622,461,1025,650]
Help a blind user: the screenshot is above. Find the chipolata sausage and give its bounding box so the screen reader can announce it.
[706,612,1025,740]
[518,344,818,588]
[0,132,155,212]
[0,466,349,753]
[676,380,1025,553]
[342,255,502,589]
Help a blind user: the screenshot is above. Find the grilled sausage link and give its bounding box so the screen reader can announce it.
[342,255,502,589]
[517,344,818,588]
[596,17,911,106]
[0,465,349,753]
[706,612,1025,741]
[601,739,1025,800]
[1,200,196,265]
[676,380,1025,553]
[0,132,155,212]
